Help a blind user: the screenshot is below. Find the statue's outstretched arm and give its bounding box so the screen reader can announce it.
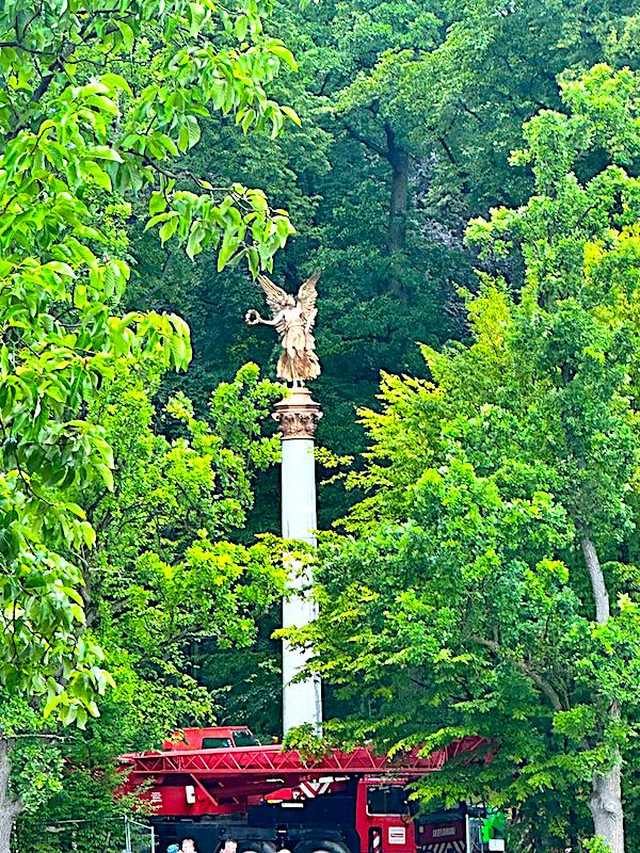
[245,309,277,327]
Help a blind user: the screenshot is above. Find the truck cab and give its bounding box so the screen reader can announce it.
[356,781,488,853]
[163,727,261,751]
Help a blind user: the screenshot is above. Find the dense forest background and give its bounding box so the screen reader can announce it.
[128,0,640,737]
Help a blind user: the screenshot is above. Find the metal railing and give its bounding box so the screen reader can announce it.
[124,816,156,853]
[13,815,155,853]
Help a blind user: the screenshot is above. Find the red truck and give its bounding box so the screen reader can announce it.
[120,727,496,853]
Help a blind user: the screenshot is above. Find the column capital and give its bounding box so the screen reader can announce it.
[273,387,323,440]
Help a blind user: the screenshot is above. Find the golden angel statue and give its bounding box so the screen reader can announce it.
[245,271,321,386]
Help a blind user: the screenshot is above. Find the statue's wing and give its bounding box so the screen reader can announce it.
[297,270,320,331]
[257,274,290,314]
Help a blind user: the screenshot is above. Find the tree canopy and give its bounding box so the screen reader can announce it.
[0,0,297,719]
[297,64,640,850]
[0,0,297,846]
[12,361,286,851]
[5,0,640,851]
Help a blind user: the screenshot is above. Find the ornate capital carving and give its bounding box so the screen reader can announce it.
[273,387,323,439]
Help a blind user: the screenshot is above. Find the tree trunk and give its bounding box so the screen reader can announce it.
[582,537,610,625]
[388,143,408,253]
[0,738,21,853]
[568,803,579,852]
[590,764,624,852]
[385,124,408,294]
[581,537,625,852]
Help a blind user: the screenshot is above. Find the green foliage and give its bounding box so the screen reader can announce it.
[5,0,640,847]
[131,0,639,536]
[282,723,332,761]
[110,5,640,841]
[299,65,640,847]
[0,0,296,719]
[0,698,65,820]
[14,361,287,846]
[89,361,286,663]
[583,840,612,853]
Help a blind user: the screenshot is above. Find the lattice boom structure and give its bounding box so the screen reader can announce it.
[121,737,485,782]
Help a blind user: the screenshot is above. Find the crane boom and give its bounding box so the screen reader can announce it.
[121,737,486,784]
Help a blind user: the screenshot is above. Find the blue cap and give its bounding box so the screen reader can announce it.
[168,846,180,853]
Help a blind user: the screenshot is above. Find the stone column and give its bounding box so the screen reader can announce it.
[272,387,323,735]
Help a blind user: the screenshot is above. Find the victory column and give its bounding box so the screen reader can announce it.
[246,271,323,734]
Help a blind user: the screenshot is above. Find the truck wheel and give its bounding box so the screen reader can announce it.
[296,840,351,853]
[240,842,277,853]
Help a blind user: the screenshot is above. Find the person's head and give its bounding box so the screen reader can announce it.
[181,840,196,853]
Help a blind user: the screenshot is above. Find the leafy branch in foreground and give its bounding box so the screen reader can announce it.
[0,0,297,720]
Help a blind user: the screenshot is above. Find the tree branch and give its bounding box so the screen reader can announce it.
[340,119,387,159]
[472,636,564,711]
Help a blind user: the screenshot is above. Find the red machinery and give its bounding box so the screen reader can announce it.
[120,728,489,853]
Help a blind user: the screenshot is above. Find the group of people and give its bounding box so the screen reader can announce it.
[167,840,197,853]
[167,838,239,853]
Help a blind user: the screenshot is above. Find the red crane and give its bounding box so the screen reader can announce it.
[119,728,491,853]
